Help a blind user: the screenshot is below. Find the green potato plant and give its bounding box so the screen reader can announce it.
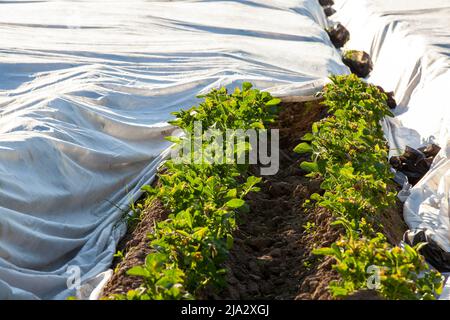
[295,74,443,300]
[314,233,443,300]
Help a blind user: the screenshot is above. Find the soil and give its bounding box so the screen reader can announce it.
[101,97,407,300]
[378,197,407,245]
[102,199,168,296]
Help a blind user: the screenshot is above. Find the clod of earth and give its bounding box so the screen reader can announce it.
[418,143,441,158]
[342,50,373,78]
[404,230,450,273]
[323,6,336,17]
[376,86,397,109]
[319,0,334,6]
[390,144,441,185]
[326,23,350,49]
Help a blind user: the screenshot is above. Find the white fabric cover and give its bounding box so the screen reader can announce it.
[0,0,348,299]
[332,1,450,256]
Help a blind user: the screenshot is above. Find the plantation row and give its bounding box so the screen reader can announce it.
[111,84,281,299]
[296,75,443,299]
[108,75,443,300]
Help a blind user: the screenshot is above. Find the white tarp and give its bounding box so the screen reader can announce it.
[0,0,348,299]
[331,0,450,292]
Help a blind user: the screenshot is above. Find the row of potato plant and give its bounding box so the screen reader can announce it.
[295,74,443,299]
[112,83,281,299]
